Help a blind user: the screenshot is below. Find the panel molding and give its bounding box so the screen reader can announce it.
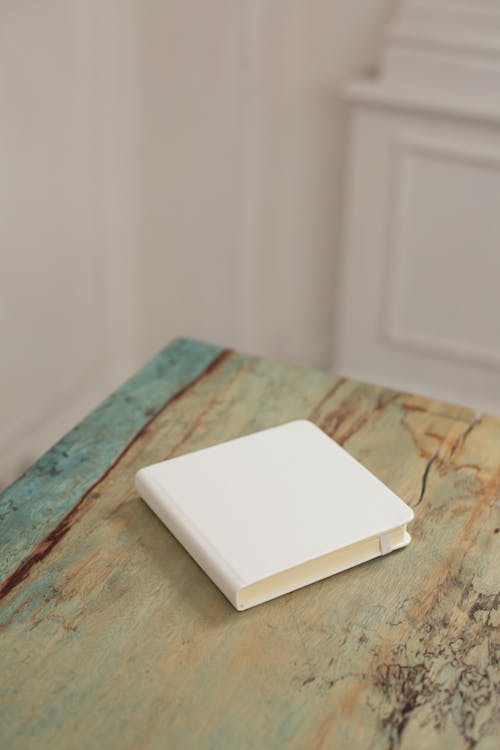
[348,0,500,124]
[379,135,500,370]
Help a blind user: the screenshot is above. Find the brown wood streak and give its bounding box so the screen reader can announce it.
[417,416,483,507]
[0,349,233,602]
[307,377,347,421]
[161,351,246,460]
[312,387,399,446]
[448,415,482,461]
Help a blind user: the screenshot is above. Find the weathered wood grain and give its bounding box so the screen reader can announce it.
[0,340,498,749]
[0,338,223,584]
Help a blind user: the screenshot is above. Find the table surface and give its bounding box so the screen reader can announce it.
[1,338,498,750]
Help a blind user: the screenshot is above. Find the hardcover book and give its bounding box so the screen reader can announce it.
[135,420,413,610]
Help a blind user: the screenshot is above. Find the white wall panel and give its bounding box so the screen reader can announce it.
[383,138,500,367]
[335,0,500,415]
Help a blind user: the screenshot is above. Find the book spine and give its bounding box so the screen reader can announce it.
[135,469,243,609]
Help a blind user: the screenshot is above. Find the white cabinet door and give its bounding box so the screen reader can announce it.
[335,0,500,415]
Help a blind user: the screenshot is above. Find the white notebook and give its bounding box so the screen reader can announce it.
[135,420,413,610]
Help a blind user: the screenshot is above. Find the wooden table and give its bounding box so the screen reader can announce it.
[1,338,498,749]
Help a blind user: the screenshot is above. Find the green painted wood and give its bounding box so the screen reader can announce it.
[0,341,498,749]
[0,338,223,584]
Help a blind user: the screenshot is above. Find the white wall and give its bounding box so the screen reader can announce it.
[141,0,395,366]
[0,0,394,488]
[1,1,144,487]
